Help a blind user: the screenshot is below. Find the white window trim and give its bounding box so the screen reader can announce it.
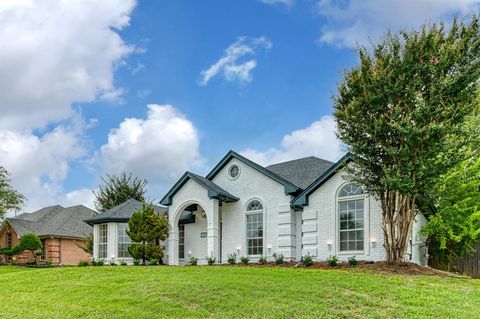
[336,186,367,255]
[98,224,108,259]
[245,199,265,257]
[228,164,240,180]
[117,223,131,259]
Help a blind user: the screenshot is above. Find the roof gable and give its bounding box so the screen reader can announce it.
[160,172,239,206]
[291,153,355,207]
[205,150,301,195]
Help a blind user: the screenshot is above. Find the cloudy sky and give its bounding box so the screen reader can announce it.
[0,0,478,212]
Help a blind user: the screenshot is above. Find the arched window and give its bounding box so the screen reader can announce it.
[246,200,263,255]
[338,184,364,252]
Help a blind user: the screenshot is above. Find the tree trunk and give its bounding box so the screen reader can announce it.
[380,191,417,263]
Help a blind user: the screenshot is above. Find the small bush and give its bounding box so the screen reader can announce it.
[303,254,313,267]
[78,260,89,267]
[149,258,159,265]
[45,260,53,268]
[109,261,117,266]
[273,253,284,265]
[94,259,104,266]
[348,256,358,267]
[258,255,268,265]
[133,259,140,266]
[227,253,236,265]
[188,256,198,266]
[120,259,128,266]
[206,256,216,265]
[327,255,338,267]
[240,256,250,265]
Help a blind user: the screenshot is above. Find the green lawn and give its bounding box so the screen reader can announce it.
[0,266,479,318]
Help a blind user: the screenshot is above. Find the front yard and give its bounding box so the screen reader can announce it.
[0,265,479,318]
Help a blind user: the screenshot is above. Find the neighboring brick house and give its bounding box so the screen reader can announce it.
[157,150,428,266]
[0,205,97,265]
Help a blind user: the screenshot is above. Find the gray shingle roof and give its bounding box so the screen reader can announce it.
[6,205,97,239]
[84,198,168,226]
[266,156,334,190]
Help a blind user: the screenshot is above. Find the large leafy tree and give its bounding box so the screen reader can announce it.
[334,17,480,263]
[422,116,480,271]
[94,173,148,212]
[0,167,25,220]
[127,204,168,265]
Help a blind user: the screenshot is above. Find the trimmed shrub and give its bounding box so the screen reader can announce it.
[303,254,313,267]
[133,259,140,266]
[149,258,159,265]
[327,255,338,267]
[348,256,358,267]
[120,260,128,266]
[240,256,250,265]
[258,255,268,265]
[227,253,236,265]
[188,256,198,266]
[273,253,284,265]
[78,260,90,267]
[206,256,216,266]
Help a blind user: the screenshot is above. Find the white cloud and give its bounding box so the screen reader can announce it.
[317,0,480,48]
[0,126,87,212]
[100,104,203,186]
[260,0,295,7]
[63,188,96,210]
[0,0,137,212]
[241,116,343,166]
[0,0,136,130]
[199,36,272,85]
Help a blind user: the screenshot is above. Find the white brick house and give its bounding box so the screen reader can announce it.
[160,150,428,266]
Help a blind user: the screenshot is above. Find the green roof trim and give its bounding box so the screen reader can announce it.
[160,171,239,206]
[205,150,301,195]
[291,153,355,207]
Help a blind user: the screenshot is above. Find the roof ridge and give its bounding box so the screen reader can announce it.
[266,156,333,168]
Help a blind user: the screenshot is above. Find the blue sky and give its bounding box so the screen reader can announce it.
[0,0,477,212]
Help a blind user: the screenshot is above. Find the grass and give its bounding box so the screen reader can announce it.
[0,265,479,318]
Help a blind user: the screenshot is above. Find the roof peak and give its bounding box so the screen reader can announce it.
[266,156,333,168]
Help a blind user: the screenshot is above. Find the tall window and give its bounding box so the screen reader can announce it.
[98,224,108,259]
[246,200,263,255]
[338,184,364,252]
[178,225,185,259]
[6,232,12,247]
[117,223,131,258]
[41,239,46,260]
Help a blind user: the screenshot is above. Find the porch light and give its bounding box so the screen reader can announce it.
[267,244,272,253]
[326,240,332,251]
[370,237,377,248]
[236,246,241,253]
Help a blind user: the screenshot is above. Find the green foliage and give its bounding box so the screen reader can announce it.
[120,260,128,266]
[78,260,90,267]
[303,255,314,267]
[206,256,216,265]
[273,253,284,265]
[92,259,104,266]
[348,256,358,267]
[423,142,480,270]
[188,256,198,266]
[227,253,236,265]
[127,204,168,265]
[75,233,94,256]
[240,256,250,265]
[258,255,268,265]
[149,258,159,266]
[0,167,25,220]
[133,259,140,266]
[327,256,338,267]
[94,173,148,212]
[17,233,43,265]
[333,16,480,262]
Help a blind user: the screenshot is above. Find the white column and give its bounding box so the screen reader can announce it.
[168,224,179,265]
[207,199,220,261]
[92,224,98,261]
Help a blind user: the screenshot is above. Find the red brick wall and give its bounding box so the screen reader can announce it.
[0,223,20,264]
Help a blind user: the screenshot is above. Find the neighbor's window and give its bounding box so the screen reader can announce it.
[178,225,185,259]
[338,184,364,252]
[117,223,131,258]
[98,224,108,259]
[246,200,263,255]
[41,239,46,260]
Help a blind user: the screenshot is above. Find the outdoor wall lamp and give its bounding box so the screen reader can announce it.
[326,240,332,251]
[188,250,192,257]
[370,238,377,248]
[236,246,241,254]
[267,244,272,254]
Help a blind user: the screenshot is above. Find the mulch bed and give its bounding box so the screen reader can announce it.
[222,261,465,277]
